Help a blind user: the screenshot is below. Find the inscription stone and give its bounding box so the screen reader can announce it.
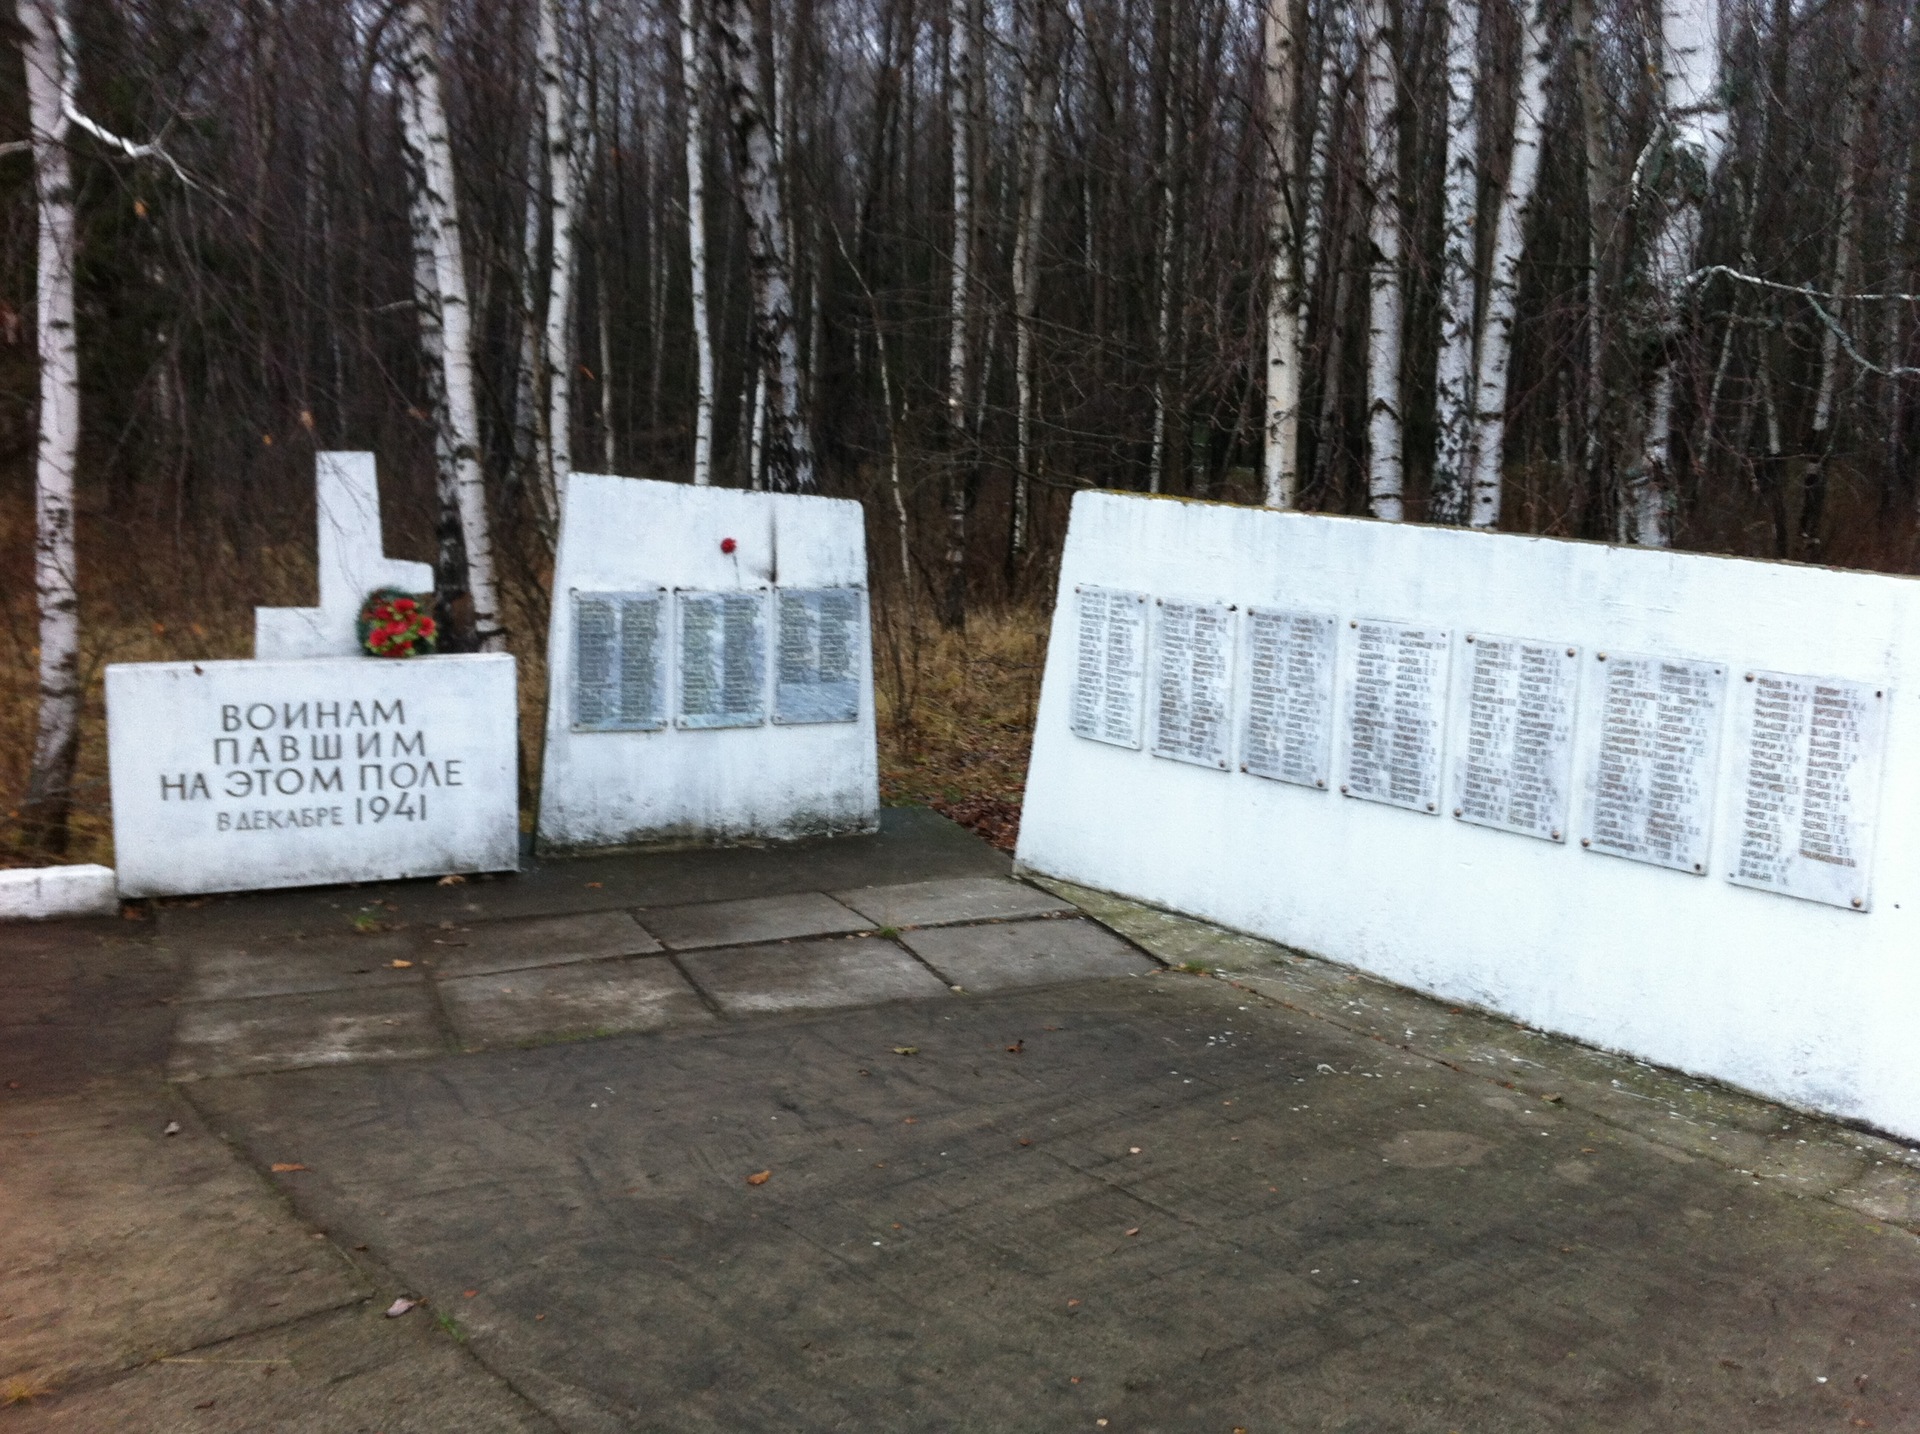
[1342,619,1449,813]
[1150,599,1233,770]
[1729,671,1886,910]
[1070,585,1148,749]
[678,590,768,729]
[572,590,667,732]
[107,654,520,897]
[1451,634,1579,842]
[1585,652,1725,874]
[1242,608,1336,789]
[773,588,865,725]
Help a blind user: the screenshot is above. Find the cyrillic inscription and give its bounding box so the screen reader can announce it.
[1342,620,1450,813]
[677,590,768,729]
[1451,635,1578,842]
[774,588,865,725]
[1585,653,1724,873]
[1069,585,1148,749]
[1150,598,1233,770]
[572,590,667,732]
[1242,608,1335,789]
[1729,671,1885,910]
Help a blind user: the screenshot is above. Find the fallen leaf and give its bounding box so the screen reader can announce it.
[1067,1299,1081,1308]
[436,874,466,887]
[1018,1138,1032,1147]
[891,1047,918,1057]
[1124,1227,1140,1237]
[463,1290,477,1299]
[1543,1093,1564,1104]
[746,1170,772,1186]
[535,1314,546,1321]
[1006,1040,1024,1054]
[1129,1146,1142,1155]
[5,1081,19,1090]
[163,1121,181,1136]
[902,1116,917,1125]
[1098,1421,1109,1428]
[389,959,413,969]
[1044,1025,1061,1032]
[857,1068,871,1077]
[585,882,603,889]
[195,1400,216,1410]
[384,1297,417,1318]
[270,1163,307,1173]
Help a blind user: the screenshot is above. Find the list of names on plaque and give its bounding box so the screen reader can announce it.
[572,590,667,732]
[1242,609,1336,788]
[1069,585,1148,749]
[773,588,865,725]
[677,590,768,729]
[1342,619,1450,812]
[1452,635,1578,841]
[1586,653,1724,873]
[1149,599,1233,770]
[1729,670,1884,909]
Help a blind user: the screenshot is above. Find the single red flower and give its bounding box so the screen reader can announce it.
[720,537,737,555]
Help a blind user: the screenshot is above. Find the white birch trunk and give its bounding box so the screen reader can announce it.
[1362,0,1404,520]
[539,0,574,519]
[401,2,504,650]
[1631,0,1728,547]
[1262,0,1301,509]
[1010,0,1057,554]
[1464,3,1553,530]
[1429,0,1480,524]
[680,0,715,484]
[18,0,81,851]
[941,0,974,624]
[1149,100,1176,495]
[513,119,548,531]
[710,0,814,492]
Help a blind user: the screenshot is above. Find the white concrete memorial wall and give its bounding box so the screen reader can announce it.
[535,474,878,851]
[107,452,520,897]
[1017,492,1920,1140]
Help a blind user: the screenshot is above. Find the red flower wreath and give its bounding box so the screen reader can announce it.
[356,588,439,659]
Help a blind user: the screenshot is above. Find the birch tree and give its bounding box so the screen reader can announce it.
[16,0,79,854]
[1463,3,1554,528]
[400,0,506,650]
[710,0,814,493]
[1428,0,1481,524]
[680,0,715,485]
[941,0,977,627]
[1261,0,1302,509]
[1361,0,1404,520]
[1628,0,1729,547]
[1010,0,1059,554]
[538,0,592,520]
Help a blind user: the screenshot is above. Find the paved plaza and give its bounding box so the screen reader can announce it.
[5,810,1920,1431]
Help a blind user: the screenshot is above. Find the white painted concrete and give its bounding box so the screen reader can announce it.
[108,654,519,897]
[536,474,878,852]
[0,863,118,920]
[1017,492,1920,1141]
[254,452,435,659]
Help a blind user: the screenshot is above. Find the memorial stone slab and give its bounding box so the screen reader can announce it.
[1449,634,1579,843]
[1727,670,1886,910]
[1582,651,1725,875]
[536,474,879,851]
[1241,608,1336,789]
[108,654,520,898]
[1340,618,1450,813]
[1150,598,1234,770]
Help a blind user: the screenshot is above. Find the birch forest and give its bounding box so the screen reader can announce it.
[3,0,1917,855]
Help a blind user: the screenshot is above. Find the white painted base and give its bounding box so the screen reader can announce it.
[108,653,520,898]
[1017,492,1920,1142]
[535,475,879,853]
[0,864,118,921]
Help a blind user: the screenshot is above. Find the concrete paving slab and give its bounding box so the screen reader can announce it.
[439,956,713,1048]
[676,935,949,1015]
[191,979,1920,1433]
[830,874,1076,929]
[419,909,661,980]
[900,915,1157,991]
[641,891,870,951]
[178,931,422,1003]
[0,1083,366,1398]
[169,986,444,1081]
[0,1303,552,1433]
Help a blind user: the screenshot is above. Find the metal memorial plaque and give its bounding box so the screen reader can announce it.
[1241,608,1335,789]
[676,590,768,730]
[1341,619,1450,813]
[773,587,865,725]
[1584,652,1725,874]
[571,590,668,732]
[1149,598,1233,770]
[1449,634,1578,842]
[1727,671,1886,910]
[1069,585,1148,750]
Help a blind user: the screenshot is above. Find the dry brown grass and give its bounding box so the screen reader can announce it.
[874,603,1050,852]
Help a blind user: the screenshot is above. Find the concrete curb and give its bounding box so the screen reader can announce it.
[0,863,120,921]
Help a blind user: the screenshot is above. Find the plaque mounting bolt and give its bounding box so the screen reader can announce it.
[1580,837,1592,847]
[1853,897,1865,909]
[1566,648,1575,658]
[1339,784,1349,794]
[1452,807,1463,817]
[1596,652,1607,661]
[1465,634,1475,643]
[1551,829,1561,841]
[1745,673,1755,682]
[1693,863,1704,873]
[1426,803,1436,812]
